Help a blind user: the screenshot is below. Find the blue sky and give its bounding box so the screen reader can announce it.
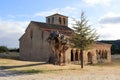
[0,0,120,48]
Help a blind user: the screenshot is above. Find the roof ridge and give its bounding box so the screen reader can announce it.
[46,13,68,18]
[31,21,70,28]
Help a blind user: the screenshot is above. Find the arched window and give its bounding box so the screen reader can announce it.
[63,18,66,25]
[52,17,54,24]
[59,17,62,24]
[48,18,50,24]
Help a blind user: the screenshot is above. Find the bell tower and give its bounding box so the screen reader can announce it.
[46,13,68,26]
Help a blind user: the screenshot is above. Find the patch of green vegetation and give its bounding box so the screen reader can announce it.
[0,66,8,69]
[90,62,116,67]
[12,69,56,74]
[16,69,42,74]
[0,46,8,53]
[10,68,81,74]
[69,68,76,70]
[0,52,20,60]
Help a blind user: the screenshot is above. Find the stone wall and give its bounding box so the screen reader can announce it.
[19,23,111,64]
[64,43,112,65]
[19,23,51,62]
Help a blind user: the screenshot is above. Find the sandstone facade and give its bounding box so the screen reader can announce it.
[19,13,111,64]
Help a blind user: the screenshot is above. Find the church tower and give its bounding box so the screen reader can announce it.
[46,13,68,26]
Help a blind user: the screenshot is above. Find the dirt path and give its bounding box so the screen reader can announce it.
[0,66,120,80]
[0,55,120,80]
[0,69,15,77]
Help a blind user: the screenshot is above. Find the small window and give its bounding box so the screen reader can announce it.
[30,30,33,39]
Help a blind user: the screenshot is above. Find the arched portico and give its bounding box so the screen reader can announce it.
[87,52,93,64]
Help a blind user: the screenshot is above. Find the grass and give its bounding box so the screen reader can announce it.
[0,52,120,74]
[0,64,82,74]
[13,69,42,74]
[0,52,83,74]
[0,52,20,60]
[11,68,83,74]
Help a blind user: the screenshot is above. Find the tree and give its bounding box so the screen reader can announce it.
[0,46,9,53]
[47,31,69,65]
[69,12,99,68]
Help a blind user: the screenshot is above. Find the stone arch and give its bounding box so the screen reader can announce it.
[105,50,107,59]
[96,50,99,60]
[59,17,62,24]
[87,52,93,64]
[75,50,78,61]
[102,50,105,59]
[97,50,102,63]
[71,49,73,61]
[99,50,102,59]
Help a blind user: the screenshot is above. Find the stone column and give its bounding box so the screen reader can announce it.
[77,49,80,64]
[83,51,87,65]
[73,49,76,61]
[64,48,71,64]
[107,50,111,63]
[92,51,97,64]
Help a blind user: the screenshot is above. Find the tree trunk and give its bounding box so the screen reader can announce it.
[80,49,84,68]
[63,52,66,64]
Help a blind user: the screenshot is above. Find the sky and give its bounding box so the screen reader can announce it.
[0,0,120,48]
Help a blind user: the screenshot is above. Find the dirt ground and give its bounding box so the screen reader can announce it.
[0,54,120,80]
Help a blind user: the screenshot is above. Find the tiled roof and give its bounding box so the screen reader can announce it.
[95,41,112,46]
[46,13,68,18]
[31,21,72,31]
[31,21,73,35]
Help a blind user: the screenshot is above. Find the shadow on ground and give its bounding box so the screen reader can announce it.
[0,62,47,70]
[0,62,48,77]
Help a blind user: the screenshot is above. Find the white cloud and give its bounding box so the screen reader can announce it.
[99,12,120,24]
[99,12,120,20]
[0,19,29,48]
[97,24,120,40]
[83,0,112,6]
[102,12,120,17]
[0,6,77,48]
[34,6,77,17]
[97,12,120,40]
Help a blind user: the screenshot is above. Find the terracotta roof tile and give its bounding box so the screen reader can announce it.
[31,21,73,35]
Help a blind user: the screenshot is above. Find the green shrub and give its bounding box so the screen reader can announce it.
[0,46,8,53]
[9,48,19,52]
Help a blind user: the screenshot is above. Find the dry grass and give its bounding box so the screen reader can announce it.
[0,53,120,74]
[0,53,120,80]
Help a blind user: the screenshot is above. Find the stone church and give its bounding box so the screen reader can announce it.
[19,13,112,64]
